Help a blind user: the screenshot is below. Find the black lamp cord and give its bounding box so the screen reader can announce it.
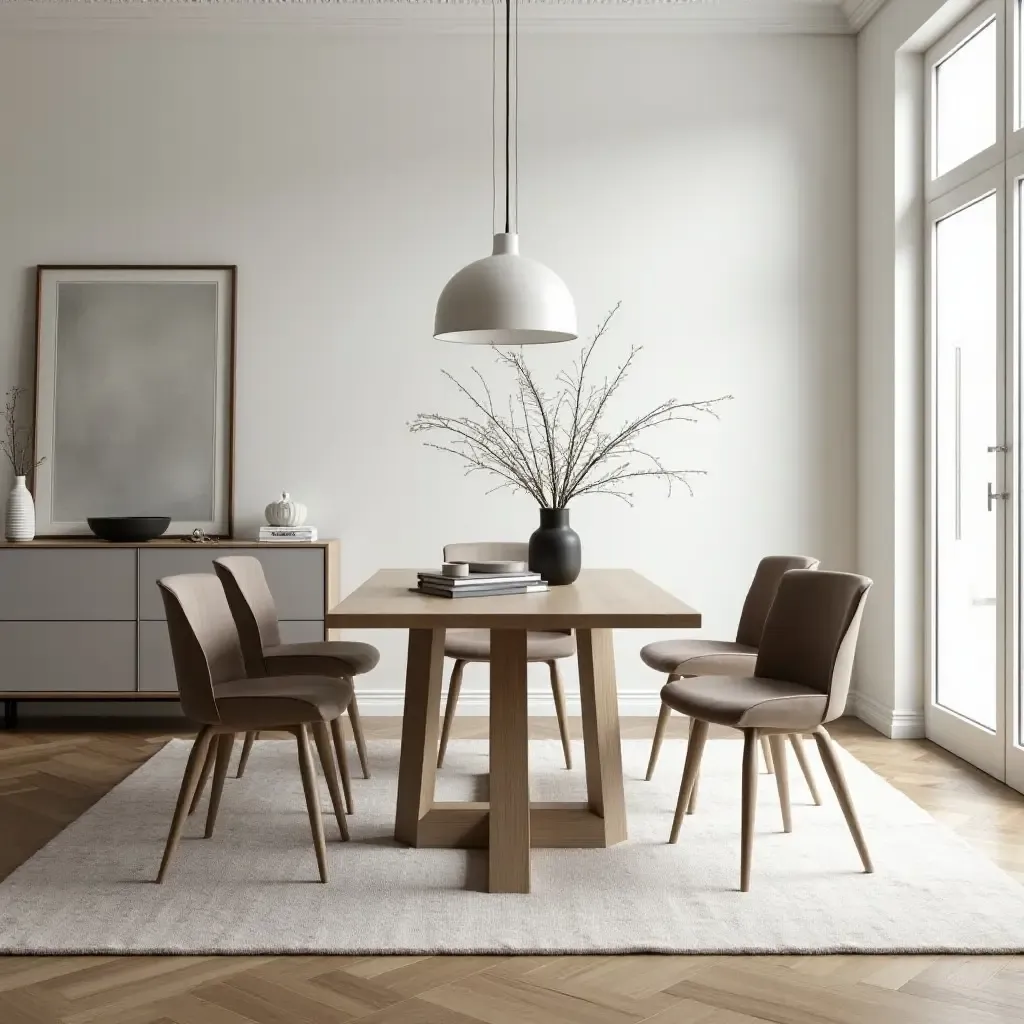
[504,0,511,235]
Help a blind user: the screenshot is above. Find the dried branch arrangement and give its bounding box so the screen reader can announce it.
[1,387,43,478]
[410,304,731,508]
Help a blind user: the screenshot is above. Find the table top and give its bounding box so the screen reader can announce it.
[326,568,701,630]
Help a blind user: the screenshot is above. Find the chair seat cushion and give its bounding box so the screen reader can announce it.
[214,675,353,729]
[263,640,380,677]
[444,629,576,662]
[640,639,756,675]
[661,675,827,730]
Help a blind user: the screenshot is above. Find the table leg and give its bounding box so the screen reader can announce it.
[394,627,446,845]
[488,629,531,893]
[577,627,627,845]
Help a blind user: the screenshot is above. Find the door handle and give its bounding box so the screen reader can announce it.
[988,482,1009,512]
[988,445,1008,453]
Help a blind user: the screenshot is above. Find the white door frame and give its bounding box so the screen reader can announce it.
[1006,150,1024,791]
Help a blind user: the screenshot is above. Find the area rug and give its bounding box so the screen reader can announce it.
[2,737,1023,954]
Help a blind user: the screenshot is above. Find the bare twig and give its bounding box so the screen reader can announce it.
[0,388,43,477]
[409,305,731,508]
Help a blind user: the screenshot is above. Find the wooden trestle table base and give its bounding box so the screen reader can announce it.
[326,568,701,893]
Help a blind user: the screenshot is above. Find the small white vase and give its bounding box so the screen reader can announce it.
[5,476,35,541]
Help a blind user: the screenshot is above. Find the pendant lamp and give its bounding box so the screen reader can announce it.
[433,0,577,345]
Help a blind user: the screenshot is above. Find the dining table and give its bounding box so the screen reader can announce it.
[326,568,701,893]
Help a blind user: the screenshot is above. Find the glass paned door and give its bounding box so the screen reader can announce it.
[928,181,1006,779]
[934,194,1000,729]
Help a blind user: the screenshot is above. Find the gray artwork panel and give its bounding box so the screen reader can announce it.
[52,282,219,520]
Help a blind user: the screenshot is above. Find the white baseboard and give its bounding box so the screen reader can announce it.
[352,688,666,718]
[849,691,925,739]
[13,690,925,737]
[7,690,665,720]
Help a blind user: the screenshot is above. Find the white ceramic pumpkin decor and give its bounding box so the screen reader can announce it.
[264,492,307,527]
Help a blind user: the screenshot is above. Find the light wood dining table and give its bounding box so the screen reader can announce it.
[326,568,701,893]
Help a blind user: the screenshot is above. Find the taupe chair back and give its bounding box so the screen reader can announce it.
[734,555,821,648]
[754,569,872,723]
[157,574,247,724]
[443,542,528,563]
[214,556,281,676]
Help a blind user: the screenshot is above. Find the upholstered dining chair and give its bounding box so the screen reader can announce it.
[212,555,379,807]
[642,554,822,813]
[663,569,873,891]
[437,542,574,770]
[156,574,350,883]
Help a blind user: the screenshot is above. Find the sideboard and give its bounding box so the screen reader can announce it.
[0,539,339,727]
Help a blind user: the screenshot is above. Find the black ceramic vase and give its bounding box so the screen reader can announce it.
[528,507,582,586]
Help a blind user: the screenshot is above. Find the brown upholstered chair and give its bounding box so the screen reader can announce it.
[642,555,822,812]
[156,574,351,884]
[437,542,574,770]
[213,555,379,801]
[663,569,873,891]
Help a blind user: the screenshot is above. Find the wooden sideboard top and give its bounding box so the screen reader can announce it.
[0,538,338,549]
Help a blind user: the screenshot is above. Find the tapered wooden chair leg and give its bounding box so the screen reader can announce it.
[295,724,329,883]
[768,734,792,833]
[740,729,759,891]
[436,659,465,768]
[187,738,217,815]
[686,716,701,814]
[549,660,573,770]
[760,735,774,774]
[347,692,371,779]
[312,720,350,841]
[204,733,234,838]
[813,726,873,873]
[789,733,822,805]
[157,727,213,883]
[236,731,257,779]
[670,718,709,843]
[646,698,672,781]
[330,716,354,814]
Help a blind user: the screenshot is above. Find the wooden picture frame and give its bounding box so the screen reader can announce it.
[32,265,237,537]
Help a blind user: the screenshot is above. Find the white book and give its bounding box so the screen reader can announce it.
[260,527,318,541]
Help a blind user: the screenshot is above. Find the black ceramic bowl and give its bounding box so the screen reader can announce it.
[87,516,172,543]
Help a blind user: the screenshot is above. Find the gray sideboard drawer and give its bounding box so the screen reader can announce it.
[0,549,136,620]
[0,621,136,692]
[138,547,326,621]
[138,621,177,694]
[139,619,325,692]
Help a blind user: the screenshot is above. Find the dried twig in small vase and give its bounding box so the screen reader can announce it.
[0,387,44,478]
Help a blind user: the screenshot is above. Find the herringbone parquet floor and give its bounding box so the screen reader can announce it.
[1,715,1023,1024]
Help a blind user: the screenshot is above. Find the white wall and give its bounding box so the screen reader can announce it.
[856,0,974,736]
[0,22,857,714]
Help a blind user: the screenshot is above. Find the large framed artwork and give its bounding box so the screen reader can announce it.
[33,265,236,537]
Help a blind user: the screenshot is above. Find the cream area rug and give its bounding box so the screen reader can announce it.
[2,737,1024,955]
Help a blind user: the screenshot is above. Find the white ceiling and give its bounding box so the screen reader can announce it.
[0,0,888,34]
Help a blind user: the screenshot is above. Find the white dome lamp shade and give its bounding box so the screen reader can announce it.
[434,232,577,345]
[434,0,577,346]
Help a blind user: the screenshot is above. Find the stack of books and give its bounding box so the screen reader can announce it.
[259,525,318,543]
[416,569,548,599]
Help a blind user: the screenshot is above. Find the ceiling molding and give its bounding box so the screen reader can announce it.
[840,0,887,29]
[0,0,855,35]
